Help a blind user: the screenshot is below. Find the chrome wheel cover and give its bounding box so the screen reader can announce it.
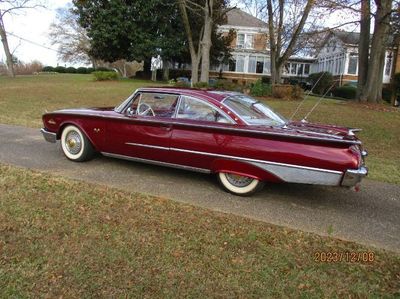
[65,131,82,155]
[225,173,253,187]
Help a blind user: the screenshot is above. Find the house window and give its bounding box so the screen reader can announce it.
[245,34,254,49]
[284,63,290,74]
[237,34,245,48]
[297,64,304,75]
[385,52,392,76]
[304,64,310,75]
[229,59,236,72]
[348,53,358,75]
[264,58,271,74]
[236,55,245,72]
[256,57,264,73]
[236,33,254,49]
[290,63,297,75]
[248,56,256,73]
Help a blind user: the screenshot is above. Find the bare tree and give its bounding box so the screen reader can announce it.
[49,6,94,66]
[266,0,316,86]
[0,0,43,77]
[178,0,231,84]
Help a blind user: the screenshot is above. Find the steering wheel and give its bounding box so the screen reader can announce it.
[137,103,155,116]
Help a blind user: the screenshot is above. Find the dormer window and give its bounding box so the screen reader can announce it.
[237,33,254,49]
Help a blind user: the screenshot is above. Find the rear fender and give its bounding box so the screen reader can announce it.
[211,159,283,183]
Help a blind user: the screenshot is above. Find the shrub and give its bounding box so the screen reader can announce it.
[261,76,270,84]
[250,79,272,97]
[76,67,88,74]
[174,81,190,87]
[214,79,243,92]
[193,82,209,89]
[95,66,112,72]
[92,71,119,81]
[169,69,192,79]
[66,67,76,73]
[332,85,357,100]
[87,67,95,74]
[54,66,67,73]
[292,85,304,100]
[42,66,55,72]
[308,72,333,95]
[382,86,393,103]
[272,84,304,100]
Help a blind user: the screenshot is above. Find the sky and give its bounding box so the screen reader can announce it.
[1,0,72,66]
[1,1,358,67]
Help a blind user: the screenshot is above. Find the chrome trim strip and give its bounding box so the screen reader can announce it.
[124,142,343,175]
[125,142,168,151]
[101,152,211,174]
[40,128,57,143]
[50,111,361,145]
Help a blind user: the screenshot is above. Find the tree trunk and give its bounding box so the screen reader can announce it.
[178,1,201,85]
[162,59,170,81]
[200,11,213,83]
[0,16,15,77]
[360,0,392,103]
[356,0,371,100]
[191,56,200,84]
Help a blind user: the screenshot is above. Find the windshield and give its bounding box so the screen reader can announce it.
[223,95,287,126]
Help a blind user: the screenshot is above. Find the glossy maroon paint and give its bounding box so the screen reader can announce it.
[42,88,363,182]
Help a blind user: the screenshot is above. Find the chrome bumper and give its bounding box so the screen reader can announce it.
[341,166,368,187]
[40,128,57,143]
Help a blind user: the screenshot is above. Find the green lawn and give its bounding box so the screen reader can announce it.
[0,74,399,184]
[0,164,399,298]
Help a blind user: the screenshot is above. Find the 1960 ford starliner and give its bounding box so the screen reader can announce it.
[41,87,368,196]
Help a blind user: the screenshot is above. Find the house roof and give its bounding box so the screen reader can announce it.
[330,30,394,46]
[332,31,361,45]
[224,8,267,28]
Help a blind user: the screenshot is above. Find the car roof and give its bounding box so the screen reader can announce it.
[137,87,240,103]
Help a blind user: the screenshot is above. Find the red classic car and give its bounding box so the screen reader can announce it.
[41,87,368,196]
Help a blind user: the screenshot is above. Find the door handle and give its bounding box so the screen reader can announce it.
[160,124,172,131]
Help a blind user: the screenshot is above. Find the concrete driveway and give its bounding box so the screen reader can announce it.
[1,123,399,252]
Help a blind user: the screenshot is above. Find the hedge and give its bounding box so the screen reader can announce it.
[332,85,357,100]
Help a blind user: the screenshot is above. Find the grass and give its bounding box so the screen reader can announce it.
[0,74,399,184]
[0,164,399,298]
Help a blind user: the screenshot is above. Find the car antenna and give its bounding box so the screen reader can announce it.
[289,71,325,121]
[301,82,336,123]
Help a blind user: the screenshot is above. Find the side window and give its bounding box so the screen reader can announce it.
[177,96,232,123]
[127,93,179,118]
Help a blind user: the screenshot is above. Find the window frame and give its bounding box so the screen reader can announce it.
[120,91,181,119]
[175,95,236,124]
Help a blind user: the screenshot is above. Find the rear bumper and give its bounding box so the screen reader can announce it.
[341,166,368,187]
[40,128,57,143]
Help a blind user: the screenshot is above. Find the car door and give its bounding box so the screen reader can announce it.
[169,95,235,170]
[104,92,179,162]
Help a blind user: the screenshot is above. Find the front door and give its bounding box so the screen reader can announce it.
[105,92,179,162]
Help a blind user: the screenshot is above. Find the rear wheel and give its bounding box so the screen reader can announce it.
[218,172,264,196]
[61,125,94,162]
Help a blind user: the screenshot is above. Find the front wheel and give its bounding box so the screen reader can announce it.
[61,125,94,162]
[217,172,264,196]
